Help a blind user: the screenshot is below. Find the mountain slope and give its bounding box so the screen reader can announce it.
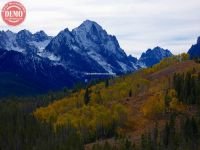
[138,46,173,67]
[0,30,52,54]
[0,49,77,97]
[46,20,135,74]
[33,55,199,149]
[188,36,200,59]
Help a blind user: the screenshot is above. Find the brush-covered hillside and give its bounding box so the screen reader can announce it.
[31,53,200,150]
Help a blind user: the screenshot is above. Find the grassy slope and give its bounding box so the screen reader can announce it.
[85,60,199,149]
[33,56,200,149]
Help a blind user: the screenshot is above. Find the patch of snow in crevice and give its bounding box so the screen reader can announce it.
[71,45,81,53]
[48,54,60,61]
[30,40,50,53]
[104,40,117,54]
[87,51,114,74]
[38,52,61,61]
[117,61,130,72]
[3,40,25,52]
[130,62,139,70]
[33,40,61,61]
[3,31,25,52]
[8,46,25,53]
[137,61,147,68]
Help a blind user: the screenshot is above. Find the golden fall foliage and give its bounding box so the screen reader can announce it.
[141,92,165,118]
[33,65,152,136]
[34,55,193,138]
[167,89,186,113]
[33,82,131,135]
[141,88,186,119]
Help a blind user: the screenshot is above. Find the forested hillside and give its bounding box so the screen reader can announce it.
[1,53,200,150]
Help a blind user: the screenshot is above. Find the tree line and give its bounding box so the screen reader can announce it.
[173,69,200,104]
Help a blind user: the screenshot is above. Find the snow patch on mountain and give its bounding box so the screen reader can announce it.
[0,20,174,82]
[117,61,131,72]
[38,51,61,61]
[87,51,114,73]
[137,61,147,68]
[31,40,51,52]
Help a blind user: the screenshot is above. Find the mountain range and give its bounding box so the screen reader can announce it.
[0,20,187,97]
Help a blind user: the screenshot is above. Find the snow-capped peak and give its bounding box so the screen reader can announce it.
[34,30,47,36]
[5,30,16,37]
[17,29,32,38]
[33,30,50,42]
[0,21,174,77]
[74,20,103,33]
[0,29,52,54]
[58,28,72,39]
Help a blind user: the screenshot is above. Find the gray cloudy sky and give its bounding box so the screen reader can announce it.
[0,0,200,58]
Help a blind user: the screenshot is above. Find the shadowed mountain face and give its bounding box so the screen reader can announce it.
[0,49,77,97]
[188,37,200,59]
[138,47,173,67]
[0,20,173,97]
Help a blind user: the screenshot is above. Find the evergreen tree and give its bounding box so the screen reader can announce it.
[84,88,91,105]
[105,79,109,88]
[163,122,170,148]
[153,122,158,148]
[129,89,132,97]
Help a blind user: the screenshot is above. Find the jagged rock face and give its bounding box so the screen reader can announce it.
[0,30,52,54]
[46,20,134,74]
[0,20,174,96]
[197,37,200,44]
[128,55,137,63]
[16,30,33,48]
[0,31,9,49]
[33,31,50,42]
[138,47,173,67]
[188,36,200,59]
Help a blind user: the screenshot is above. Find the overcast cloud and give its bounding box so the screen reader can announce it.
[0,0,200,58]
